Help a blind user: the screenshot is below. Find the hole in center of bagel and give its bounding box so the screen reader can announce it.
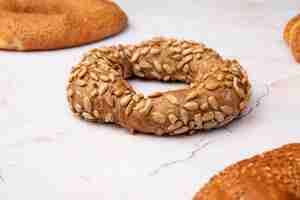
[128,79,185,96]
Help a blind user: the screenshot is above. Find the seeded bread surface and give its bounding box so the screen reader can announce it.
[67,37,251,136]
[194,143,300,200]
[0,0,128,50]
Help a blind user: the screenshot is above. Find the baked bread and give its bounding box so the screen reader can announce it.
[0,0,128,50]
[67,37,251,136]
[194,143,300,200]
[284,14,300,44]
[284,14,300,62]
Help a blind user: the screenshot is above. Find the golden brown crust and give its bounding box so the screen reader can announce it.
[66,37,251,136]
[0,0,128,51]
[283,14,300,63]
[290,24,300,63]
[284,14,300,45]
[194,143,300,200]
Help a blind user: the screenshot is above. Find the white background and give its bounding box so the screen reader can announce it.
[1,0,300,199]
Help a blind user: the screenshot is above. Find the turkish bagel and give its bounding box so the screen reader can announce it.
[67,37,251,136]
[194,143,300,200]
[284,14,300,63]
[0,0,128,50]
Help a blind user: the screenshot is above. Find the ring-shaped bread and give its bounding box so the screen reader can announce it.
[67,37,251,136]
[0,0,127,50]
[194,143,300,200]
[284,14,300,63]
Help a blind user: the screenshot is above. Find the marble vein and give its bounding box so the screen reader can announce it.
[148,126,234,176]
[239,83,271,118]
[148,140,211,176]
[0,173,5,184]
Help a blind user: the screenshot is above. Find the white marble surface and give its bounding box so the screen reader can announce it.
[1,0,300,199]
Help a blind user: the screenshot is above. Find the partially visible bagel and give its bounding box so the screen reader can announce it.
[194,143,300,200]
[0,0,128,51]
[66,37,251,136]
[284,14,300,45]
[284,14,300,62]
